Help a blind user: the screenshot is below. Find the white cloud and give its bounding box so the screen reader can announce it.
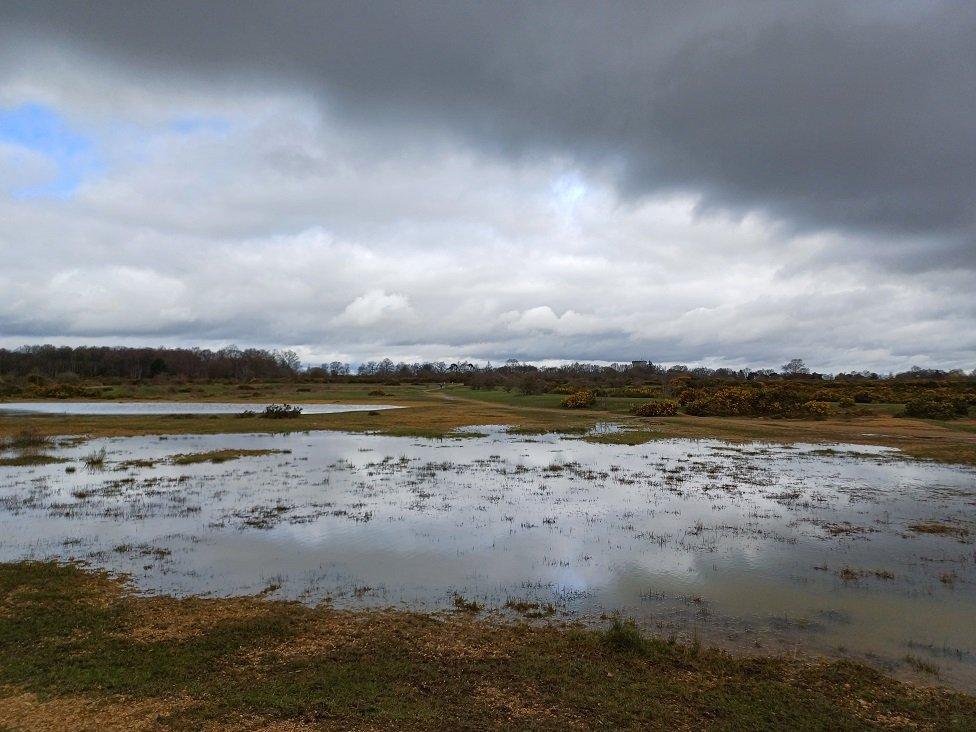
[333,290,413,327]
[502,307,607,337]
[0,50,972,372]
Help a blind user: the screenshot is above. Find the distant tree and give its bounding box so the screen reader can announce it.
[782,358,809,375]
[518,371,544,395]
[277,350,302,373]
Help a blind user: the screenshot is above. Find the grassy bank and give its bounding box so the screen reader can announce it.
[2,383,975,465]
[0,562,973,730]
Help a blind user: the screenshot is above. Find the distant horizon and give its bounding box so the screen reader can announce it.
[1,342,972,379]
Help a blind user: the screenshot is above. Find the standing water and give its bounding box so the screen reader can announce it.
[1,427,974,688]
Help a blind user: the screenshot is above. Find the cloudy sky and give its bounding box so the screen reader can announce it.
[0,2,973,372]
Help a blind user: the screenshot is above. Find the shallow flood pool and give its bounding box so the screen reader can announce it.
[1,427,974,688]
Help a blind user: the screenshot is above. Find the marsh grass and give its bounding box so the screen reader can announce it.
[0,430,64,466]
[0,428,52,451]
[0,562,973,729]
[603,615,646,652]
[83,447,107,469]
[0,452,67,467]
[909,522,970,539]
[452,594,482,613]
[170,448,290,465]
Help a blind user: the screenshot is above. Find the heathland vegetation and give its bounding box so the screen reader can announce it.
[2,347,976,728]
[1,346,973,422]
[2,347,975,465]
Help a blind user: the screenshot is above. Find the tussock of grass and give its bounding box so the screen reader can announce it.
[170,448,290,465]
[0,561,973,730]
[603,615,646,652]
[83,447,107,468]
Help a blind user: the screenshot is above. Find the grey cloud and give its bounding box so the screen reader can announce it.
[3,1,975,268]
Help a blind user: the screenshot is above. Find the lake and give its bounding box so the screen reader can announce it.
[1,426,974,688]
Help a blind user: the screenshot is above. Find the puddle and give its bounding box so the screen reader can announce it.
[1,428,974,688]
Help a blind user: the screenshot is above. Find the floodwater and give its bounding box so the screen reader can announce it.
[1,427,974,688]
[0,401,400,415]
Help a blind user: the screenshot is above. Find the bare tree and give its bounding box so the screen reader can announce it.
[781,358,809,375]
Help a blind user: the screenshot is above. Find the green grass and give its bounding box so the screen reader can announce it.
[1,561,974,729]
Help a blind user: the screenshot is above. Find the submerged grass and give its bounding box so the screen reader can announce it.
[170,448,290,465]
[0,561,973,730]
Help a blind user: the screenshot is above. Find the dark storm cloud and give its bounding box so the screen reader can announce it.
[3,1,974,268]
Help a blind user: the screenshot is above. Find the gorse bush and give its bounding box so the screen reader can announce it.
[610,385,661,399]
[560,390,596,409]
[902,394,969,420]
[26,382,93,399]
[802,400,835,418]
[631,399,679,417]
[681,385,809,417]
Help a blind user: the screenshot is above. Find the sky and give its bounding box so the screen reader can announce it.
[0,2,973,372]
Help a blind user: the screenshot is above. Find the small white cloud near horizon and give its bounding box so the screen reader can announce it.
[332,290,414,328]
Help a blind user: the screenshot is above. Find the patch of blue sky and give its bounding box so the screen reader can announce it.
[0,102,102,198]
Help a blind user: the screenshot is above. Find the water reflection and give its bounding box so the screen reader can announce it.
[1,428,974,688]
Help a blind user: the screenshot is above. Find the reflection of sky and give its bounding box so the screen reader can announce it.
[0,102,101,198]
[2,430,975,686]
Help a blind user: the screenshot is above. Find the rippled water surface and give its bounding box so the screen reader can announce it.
[2,428,974,687]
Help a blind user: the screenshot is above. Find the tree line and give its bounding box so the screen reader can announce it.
[1,346,973,386]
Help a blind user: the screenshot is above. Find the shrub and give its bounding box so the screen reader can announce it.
[683,385,808,418]
[837,397,855,409]
[802,400,835,418]
[261,403,303,419]
[902,395,968,420]
[27,382,92,399]
[611,385,660,398]
[560,390,596,409]
[631,399,678,417]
